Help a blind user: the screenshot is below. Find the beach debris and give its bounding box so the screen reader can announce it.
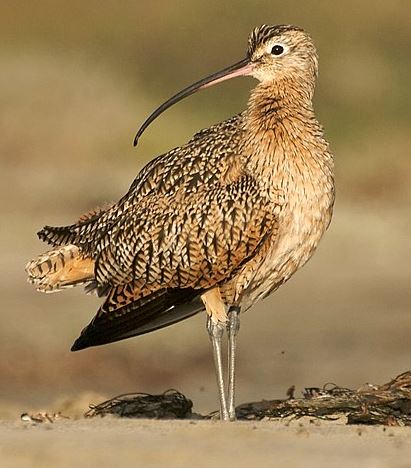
[20,412,69,424]
[235,371,411,425]
[85,389,193,419]
[21,371,410,426]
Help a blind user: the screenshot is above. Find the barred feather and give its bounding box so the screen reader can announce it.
[25,245,94,293]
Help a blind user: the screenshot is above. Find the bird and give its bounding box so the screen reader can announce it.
[26,24,335,421]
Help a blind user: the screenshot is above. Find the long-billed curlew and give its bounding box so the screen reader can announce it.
[26,25,335,421]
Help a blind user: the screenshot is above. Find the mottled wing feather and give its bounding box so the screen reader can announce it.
[38,115,244,250]
[95,174,278,291]
[126,114,243,198]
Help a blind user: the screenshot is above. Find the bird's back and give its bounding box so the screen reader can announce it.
[38,114,245,254]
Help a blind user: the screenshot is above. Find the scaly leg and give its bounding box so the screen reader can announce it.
[207,316,229,421]
[227,306,241,421]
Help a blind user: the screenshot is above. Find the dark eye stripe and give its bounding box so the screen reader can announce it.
[271,45,284,55]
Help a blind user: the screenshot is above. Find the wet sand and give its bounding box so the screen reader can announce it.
[1,418,410,468]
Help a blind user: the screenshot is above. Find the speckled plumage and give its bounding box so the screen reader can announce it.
[26,24,335,355]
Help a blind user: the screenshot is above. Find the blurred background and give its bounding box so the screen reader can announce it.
[0,0,410,417]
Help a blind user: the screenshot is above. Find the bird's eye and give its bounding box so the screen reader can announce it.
[271,45,284,56]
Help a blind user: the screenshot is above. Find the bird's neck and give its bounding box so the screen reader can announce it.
[244,77,316,134]
[241,78,332,184]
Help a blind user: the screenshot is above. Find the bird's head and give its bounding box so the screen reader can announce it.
[246,25,318,85]
[134,25,318,146]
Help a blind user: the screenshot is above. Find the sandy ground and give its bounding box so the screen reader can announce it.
[1,418,410,468]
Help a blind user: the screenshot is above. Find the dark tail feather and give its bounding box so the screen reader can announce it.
[38,225,76,247]
[71,288,204,351]
[38,206,111,247]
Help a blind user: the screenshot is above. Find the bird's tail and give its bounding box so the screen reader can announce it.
[71,287,204,351]
[25,244,95,293]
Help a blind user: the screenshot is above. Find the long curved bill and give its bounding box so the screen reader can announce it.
[133,57,253,146]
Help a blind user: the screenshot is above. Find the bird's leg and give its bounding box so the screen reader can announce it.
[227,306,241,421]
[207,316,229,421]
